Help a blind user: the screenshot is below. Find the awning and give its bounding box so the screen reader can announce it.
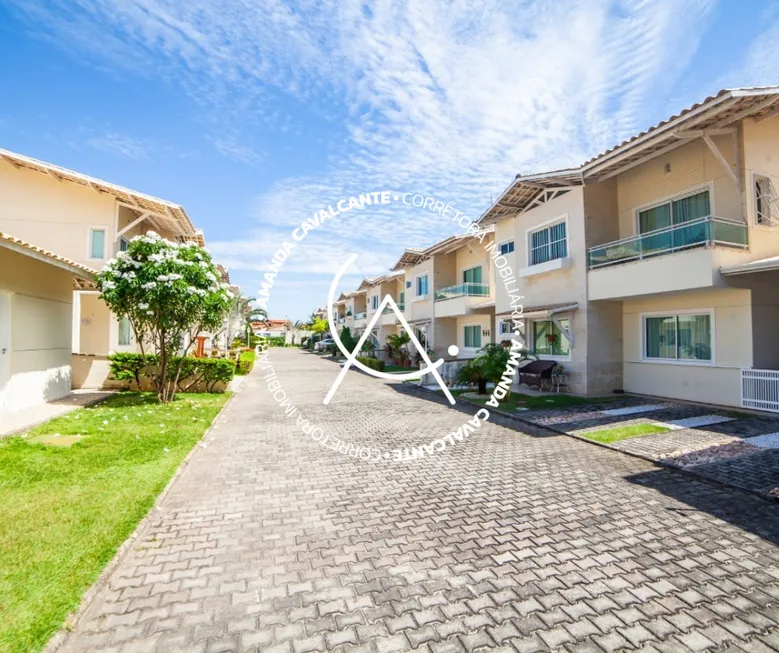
[0,231,97,281]
[497,302,578,319]
[720,256,779,275]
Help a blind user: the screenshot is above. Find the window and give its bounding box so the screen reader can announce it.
[399,291,405,308]
[414,326,427,347]
[529,221,567,265]
[118,317,132,346]
[464,325,481,349]
[462,266,482,284]
[499,319,514,336]
[90,228,106,259]
[644,313,711,362]
[119,237,130,252]
[755,174,779,226]
[416,274,429,297]
[371,295,379,310]
[499,240,515,255]
[532,319,570,357]
[406,280,412,289]
[638,190,710,236]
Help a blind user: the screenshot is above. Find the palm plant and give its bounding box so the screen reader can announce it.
[386,332,411,364]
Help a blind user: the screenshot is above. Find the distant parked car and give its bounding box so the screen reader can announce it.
[315,338,335,352]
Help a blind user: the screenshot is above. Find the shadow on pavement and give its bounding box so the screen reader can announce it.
[626,466,779,547]
[386,382,579,438]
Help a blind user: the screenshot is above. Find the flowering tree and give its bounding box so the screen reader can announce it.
[96,232,233,403]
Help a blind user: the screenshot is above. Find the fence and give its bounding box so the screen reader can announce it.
[741,368,779,412]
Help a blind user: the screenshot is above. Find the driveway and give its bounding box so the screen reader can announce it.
[57,349,779,653]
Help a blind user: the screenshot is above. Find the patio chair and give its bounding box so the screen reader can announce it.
[517,360,557,391]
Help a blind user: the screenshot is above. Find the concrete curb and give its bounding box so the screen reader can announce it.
[43,382,247,653]
[452,394,779,507]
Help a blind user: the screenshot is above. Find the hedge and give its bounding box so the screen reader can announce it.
[236,350,256,375]
[107,353,234,393]
[356,356,385,372]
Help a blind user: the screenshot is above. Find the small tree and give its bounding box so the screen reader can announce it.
[96,232,232,403]
[310,317,329,342]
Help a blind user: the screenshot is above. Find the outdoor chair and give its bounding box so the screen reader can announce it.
[517,360,557,391]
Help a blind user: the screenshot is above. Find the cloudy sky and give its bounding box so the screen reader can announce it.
[2,0,778,319]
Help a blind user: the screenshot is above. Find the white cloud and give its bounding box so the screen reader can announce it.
[9,0,732,317]
[85,131,153,160]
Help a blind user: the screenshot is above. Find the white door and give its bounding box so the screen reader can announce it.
[0,292,10,411]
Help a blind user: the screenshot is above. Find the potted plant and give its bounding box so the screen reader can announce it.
[386,332,410,366]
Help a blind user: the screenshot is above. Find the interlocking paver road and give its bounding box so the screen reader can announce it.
[57,350,779,653]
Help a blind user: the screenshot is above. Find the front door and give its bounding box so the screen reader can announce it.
[0,292,11,411]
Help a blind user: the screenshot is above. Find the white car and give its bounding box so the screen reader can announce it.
[315,338,335,352]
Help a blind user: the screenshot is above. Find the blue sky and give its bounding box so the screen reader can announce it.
[2,0,779,320]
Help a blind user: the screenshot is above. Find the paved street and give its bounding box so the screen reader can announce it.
[58,349,779,653]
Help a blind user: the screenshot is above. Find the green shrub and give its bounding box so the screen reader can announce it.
[356,356,385,372]
[107,353,234,392]
[236,350,256,375]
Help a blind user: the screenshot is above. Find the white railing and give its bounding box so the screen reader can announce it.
[741,368,779,412]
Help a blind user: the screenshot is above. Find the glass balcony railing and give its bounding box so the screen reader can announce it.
[353,312,367,320]
[382,303,405,314]
[434,283,490,302]
[587,216,748,270]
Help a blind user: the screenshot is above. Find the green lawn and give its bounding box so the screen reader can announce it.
[0,392,229,653]
[580,423,671,443]
[385,364,412,373]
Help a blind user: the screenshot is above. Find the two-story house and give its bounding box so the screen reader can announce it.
[480,87,779,408]
[389,231,496,359]
[0,148,205,389]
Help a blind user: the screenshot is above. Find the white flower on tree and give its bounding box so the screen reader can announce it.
[95,230,232,404]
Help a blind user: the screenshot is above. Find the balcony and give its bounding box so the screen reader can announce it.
[434,283,491,318]
[588,216,747,269]
[353,311,367,328]
[380,304,403,325]
[434,283,490,302]
[588,216,749,301]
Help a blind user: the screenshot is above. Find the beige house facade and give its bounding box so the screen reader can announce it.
[0,233,95,420]
[0,148,205,389]
[481,87,779,408]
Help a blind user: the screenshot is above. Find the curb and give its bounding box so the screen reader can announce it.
[43,383,246,653]
[449,393,779,507]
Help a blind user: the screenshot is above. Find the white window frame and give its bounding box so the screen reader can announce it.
[370,294,379,311]
[639,308,715,366]
[119,236,130,252]
[498,239,515,256]
[461,265,483,285]
[529,317,572,361]
[631,182,715,235]
[88,227,107,261]
[117,316,133,348]
[498,319,514,337]
[462,323,482,351]
[525,214,569,267]
[414,273,429,299]
[753,171,779,227]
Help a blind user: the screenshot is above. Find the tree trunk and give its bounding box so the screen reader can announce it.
[478,378,487,395]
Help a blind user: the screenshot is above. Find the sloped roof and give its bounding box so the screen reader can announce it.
[479,87,779,225]
[0,231,97,279]
[390,248,426,271]
[0,147,200,238]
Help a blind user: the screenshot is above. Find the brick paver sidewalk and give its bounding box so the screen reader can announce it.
[56,349,779,653]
